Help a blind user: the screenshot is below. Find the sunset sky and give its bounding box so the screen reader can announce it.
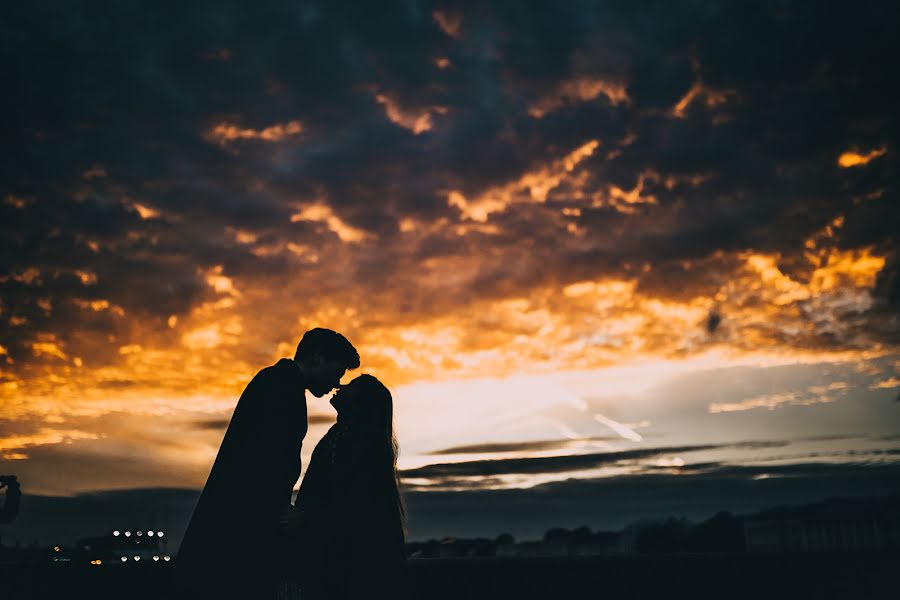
[2,1,899,546]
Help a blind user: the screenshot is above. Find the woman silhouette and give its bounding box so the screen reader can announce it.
[283,374,407,599]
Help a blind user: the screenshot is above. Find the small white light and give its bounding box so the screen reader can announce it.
[157,531,164,537]
[137,531,143,537]
[163,556,171,562]
[125,531,131,537]
[133,556,140,561]
[147,531,155,537]
[153,556,160,561]
[113,530,120,537]
[121,557,128,562]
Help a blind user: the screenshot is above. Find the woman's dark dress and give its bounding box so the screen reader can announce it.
[289,420,406,599]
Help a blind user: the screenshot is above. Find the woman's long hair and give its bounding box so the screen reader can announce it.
[341,374,407,537]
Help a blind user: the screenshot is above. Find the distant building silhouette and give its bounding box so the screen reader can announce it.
[744,497,900,553]
[405,497,899,559]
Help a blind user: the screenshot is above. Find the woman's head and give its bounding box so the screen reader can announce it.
[330,373,393,434]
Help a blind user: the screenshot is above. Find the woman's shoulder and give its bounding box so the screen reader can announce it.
[310,424,340,452]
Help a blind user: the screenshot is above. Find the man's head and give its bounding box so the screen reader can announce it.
[293,328,360,397]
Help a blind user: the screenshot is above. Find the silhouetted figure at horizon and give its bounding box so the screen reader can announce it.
[281,374,407,599]
[176,328,359,600]
[0,475,21,525]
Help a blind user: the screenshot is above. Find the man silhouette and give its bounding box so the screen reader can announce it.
[177,328,359,598]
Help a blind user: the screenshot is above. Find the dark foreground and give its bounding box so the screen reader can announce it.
[3,554,896,599]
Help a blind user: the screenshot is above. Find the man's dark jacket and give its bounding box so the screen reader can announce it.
[177,358,306,582]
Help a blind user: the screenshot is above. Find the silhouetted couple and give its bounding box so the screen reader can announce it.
[177,329,406,599]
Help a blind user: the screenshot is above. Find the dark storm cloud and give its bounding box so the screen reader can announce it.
[2,0,898,384]
[1,1,458,367]
[483,1,900,310]
[613,1,900,303]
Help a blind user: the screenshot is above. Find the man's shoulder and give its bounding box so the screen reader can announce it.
[235,362,288,406]
[242,360,306,415]
[252,359,299,383]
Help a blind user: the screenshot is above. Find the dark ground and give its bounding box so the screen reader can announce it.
[3,554,896,600]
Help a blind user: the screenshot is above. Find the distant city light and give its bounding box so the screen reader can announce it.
[133,556,140,561]
[53,546,60,552]
[153,556,160,561]
[157,531,164,537]
[90,559,102,565]
[163,556,171,562]
[147,531,155,537]
[137,531,143,536]
[121,557,128,562]
[113,530,120,537]
[125,531,132,537]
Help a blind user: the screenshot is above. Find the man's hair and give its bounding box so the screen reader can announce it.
[294,328,360,369]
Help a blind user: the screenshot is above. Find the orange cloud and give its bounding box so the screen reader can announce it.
[204,265,241,297]
[12,267,41,285]
[449,140,600,221]
[529,77,629,118]
[75,270,98,285]
[0,428,100,459]
[432,10,462,38]
[671,81,735,118]
[31,342,68,361]
[206,119,303,145]
[591,170,660,213]
[133,202,160,219]
[74,299,125,316]
[838,146,888,168]
[870,377,900,390]
[4,194,28,209]
[374,93,445,134]
[291,202,369,242]
[709,381,848,413]
[228,228,258,244]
